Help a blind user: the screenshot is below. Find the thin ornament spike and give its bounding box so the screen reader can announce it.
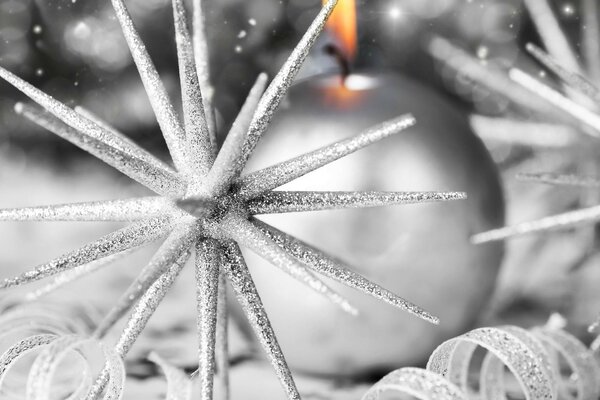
[425,36,558,118]
[509,68,600,138]
[16,103,187,197]
[86,254,190,400]
[237,115,416,199]
[25,249,136,302]
[93,221,197,338]
[0,67,142,156]
[195,239,220,400]
[472,204,600,243]
[0,197,172,222]
[215,269,230,400]
[75,105,175,173]
[214,214,358,316]
[0,216,173,289]
[231,0,338,176]
[246,191,467,214]
[525,43,600,102]
[517,172,600,188]
[75,106,139,148]
[583,0,600,84]
[110,0,188,173]
[470,115,579,148]
[0,69,185,195]
[204,73,269,197]
[192,0,217,150]
[116,254,189,356]
[522,0,582,74]
[172,0,212,178]
[253,219,439,325]
[220,242,300,400]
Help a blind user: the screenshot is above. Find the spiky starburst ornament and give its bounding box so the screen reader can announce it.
[424,0,600,242]
[462,0,600,244]
[426,0,600,334]
[0,0,467,398]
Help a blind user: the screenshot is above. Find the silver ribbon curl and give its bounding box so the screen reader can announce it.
[364,325,600,400]
[0,301,125,400]
[0,300,193,400]
[0,300,598,400]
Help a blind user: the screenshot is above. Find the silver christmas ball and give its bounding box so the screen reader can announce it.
[238,72,505,376]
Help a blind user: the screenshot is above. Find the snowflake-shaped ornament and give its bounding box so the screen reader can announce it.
[0,0,465,398]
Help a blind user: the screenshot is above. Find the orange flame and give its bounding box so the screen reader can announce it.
[324,0,358,61]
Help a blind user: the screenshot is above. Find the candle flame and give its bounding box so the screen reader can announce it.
[321,75,376,108]
[324,0,358,61]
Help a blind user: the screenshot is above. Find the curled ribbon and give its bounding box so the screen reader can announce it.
[0,301,192,400]
[363,325,600,400]
[0,300,598,400]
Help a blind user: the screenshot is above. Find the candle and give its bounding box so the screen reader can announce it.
[235,0,505,377]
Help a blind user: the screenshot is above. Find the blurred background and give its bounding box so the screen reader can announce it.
[1,0,600,398]
[0,0,528,160]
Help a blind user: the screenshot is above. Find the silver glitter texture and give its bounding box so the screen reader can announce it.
[470,3,600,244]
[362,322,600,400]
[0,0,467,398]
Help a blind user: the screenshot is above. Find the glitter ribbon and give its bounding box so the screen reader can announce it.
[0,301,192,400]
[1,301,599,400]
[363,325,600,400]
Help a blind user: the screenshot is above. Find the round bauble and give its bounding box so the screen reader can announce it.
[236,72,505,377]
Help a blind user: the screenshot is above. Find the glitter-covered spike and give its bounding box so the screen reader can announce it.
[472,204,600,243]
[192,0,217,148]
[522,0,582,73]
[517,172,600,188]
[220,242,300,400]
[230,0,338,176]
[216,214,358,315]
[94,222,197,338]
[204,73,269,197]
[172,0,212,178]
[510,68,600,137]
[115,253,190,356]
[195,240,220,400]
[25,250,136,302]
[470,115,579,148]
[75,106,138,147]
[425,36,557,118]
[110,0,188,172]
[237,115,416,199]
[0,67,144,156]
[0,216,173,289]
[83,255,191,400]
[254,219,440,325]
[215,269,229,400]
[246,191,466,214]
[0,72,186,195]
[16,104,187,197]
[75,105,175,173]
[583,0,600,84]
[0,197,172,222]
[525,43,600,102]
[85,251,192,399]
